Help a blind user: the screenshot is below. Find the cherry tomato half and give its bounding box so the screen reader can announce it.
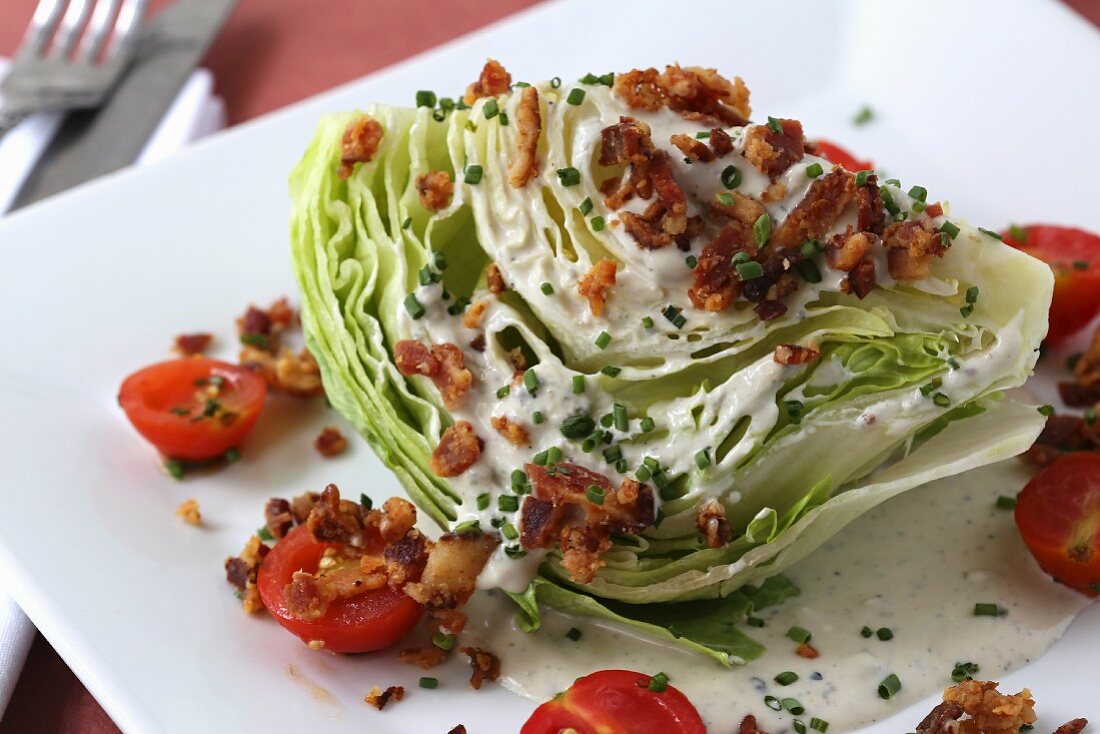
[1015,452,1100,597]
[812,139,873,172]
[521,670,706,734]
[118,357,267,461]
[1003,224,1100,345]
[257,525,423,653]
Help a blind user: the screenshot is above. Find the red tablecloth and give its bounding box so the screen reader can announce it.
[0,0,1096,730]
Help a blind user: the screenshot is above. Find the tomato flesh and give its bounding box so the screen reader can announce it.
[521,670,706,734]
[118,357,267,461]
[257,525,423,653]
[1015,452,1100,596]
[1003,224,1100,345]
[812,139,873,172]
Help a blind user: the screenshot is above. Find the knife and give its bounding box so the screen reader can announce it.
[9,0,239,211]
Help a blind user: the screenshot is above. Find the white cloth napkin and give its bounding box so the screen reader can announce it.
[0,61,224,716]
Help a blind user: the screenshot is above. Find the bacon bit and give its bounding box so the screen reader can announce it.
[398,646,448,669]
[379,497,417,543]
[762,180,788,203]
[461,299,489,329]
[755,300,788,321]
[742,119,805,178]
[364,685,405,711]
[290,491,319,523]
[941,679,1037,734]
[688,224,752,312]
[1058,380,1100,407]
[394,340,474,410]
[468,334,486,352]
[237,298,295,352]
[774,343,820,365]
[696,499,732,549]
[314,426,348,458]
[1074,326,1100,387]
[173,333,212,356]
[796,643,820,659]
[416,170,453,212]
[884,219,947,280]
[224,535,269,614]
[491,415,530,446]
[264,498,294,539]
[508,86,541,188]
[458,647,501,690]
[847,258,877,299]
[712,191,767,229]
[657,65,752,126]
[670,133,715,163]
[709,127,734,157]
[613,68,664,112]
[306,483,367,544]
[600,117,656,208]
[1053,720,1089,734]
[620,202,673,250]
[240,345,325,398]
[774,169,857,247]
[404,532,500,624]
[924,202,944,218]
[518,497,565,549]
[578,258,617,316]
[463,59,511,105]
[339,114,384,179]
[1022,414,1097,468]
[857,173,886,234]
[915,702,965,734]
[430,421,482,477]
[507,347,528,374]
[649,151,687,234]
[826,229,878,272]
[448,727,468,734]
[286,546,389,620]
[740,714,769,734]
[384,531,429,586]
[559,526,613,583]
[487,263,507,295]
[175,498,201,526]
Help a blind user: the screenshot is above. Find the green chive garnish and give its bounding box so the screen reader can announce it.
[404,293,426,319]
[595,331,612,350]
[775,671,799,686]
[663,305,686,329]
[853,105,874,125]
[360,493,373,510]
[505,545,527,559]
[571,375,585,394]
[806,162,824,178]
[476,493,490,511]
[501,522,519,540]
[602,445,622,464]
[532,449,549,466]
[787,626,812,644]
[736,260,764,280]
[1037,404,1054,417]
[432,631,456,650]
[416,90,437,107]
[877,673,901,699]
[942,220,961,239]
[635,465,652,482]
[464,165,483,184]
[966,285,979,303]
[453,519,480,533]
[590,216,605,231]
[483,98,499,119]
[747,616,765,628]
[764,695,783,711]
[402,217,412,230]
[523,369,539,395]
[256,525,274,541]
[933,393,951,407]
[586,485,605,505]
[566,628,582,641]
[855,169,873,187]
[550,76,562,88]
[496,385,510,399]
[1008,224,1028,243]
[613,404,629,432]
[557,167,581,186]
[908,185,928,202]
[783,698,805,715]
[601,365,621,377]
[716,192,735,207]
[647,672,669,692]
[640,416,655,433]
[579,73,599,84]
[754,213,771,246]
[978,227,1003,240]
[810,718,830,732]
[973,602,1003,617]
[798,260,822,283]
[767,116,784,134]
[951,661,980,683]
[685,255,698,268]
[540,281,554,295]
[499,495,519,512]
[579,197,594,216]
[861,625,873,638]
[695,130,711,139]
[784,400,805,425]
[996,495,1017,510]
[721,165,742,189]
[419,676,439,689]
[641,316,654,329]
[560,414,596,439]
[876,627,894,641]
[566,88,586,106]
[694,449,711,470]
[532,411,545,425]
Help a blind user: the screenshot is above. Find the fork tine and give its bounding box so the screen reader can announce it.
[104,0,150,63]
[52,0,94,58]
[15,0,68,61]
[76,0,123,63]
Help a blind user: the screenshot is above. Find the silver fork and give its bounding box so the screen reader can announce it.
[0,0,150,140]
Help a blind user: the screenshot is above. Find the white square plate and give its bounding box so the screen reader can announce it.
[0,1,1097,731]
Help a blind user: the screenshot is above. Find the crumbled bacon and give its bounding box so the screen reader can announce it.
[1074,327,1100,387]
[404,532,500,625]
[857,173,886,234]
[696,498,732,548]
[175,498,201,526]
[740,714,768,734]
[648,151,688,234]
[774,343,820,365]
[518,498,565,549]
[487,263,507,295]
[755,300,788,321]
[314,426,348,458]
[339,114,384,179]
[239,345,325,398]
[742,119,805,178]
[507,347,528,374]
[620,202,673,250]
[430,421,482,477]
[578,258,617,316]
[364,685,404,711]
[612,68,664,112]
[416,170,453,212]
[657,65,751,126]
[379,497,417,543]
[688,224,753,312]
[846,258,877,299]
[306,483,367,544]
[285,549,388,621]
[941,679,1037,734]
[173,333,212,356]
[290,491,319,523]
[264,498,295,539]
[773,169,857,247]
[224,535,269,614]
[458,647,500,690]
[711,191,767,229]
[1022,414,1098,467]
[796,643,820,659]
[826,228,878,272]
[762,181,788,204]
[491,415,530,446]
[1053,720,1088,734]
[448,727,468,734]
[1058,380,1100,407]
[915,702,966,734]
[924,202,944,218]
[670,133,715,163]
[599,117,656,208]
[394,339,474,410]
[461,299,489,329]
[508,86,541,188]
[559,526,613,584]
[398,646,448,669]
[384,531,430,586]
[884,219,947,280]
[709,127,734,157]
[464,59,511,104]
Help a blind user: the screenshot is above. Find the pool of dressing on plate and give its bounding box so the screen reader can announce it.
[464,459,1089,732]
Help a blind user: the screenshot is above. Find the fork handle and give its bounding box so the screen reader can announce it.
[0,110,28,143]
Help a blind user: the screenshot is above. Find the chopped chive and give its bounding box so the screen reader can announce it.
[647,672,669,693]
[685,255,698,268]
[586,485,605,505]
[590,216,605,231]
[643,456,659,470]
[876,627,894,641]
[721,165,742,189]
[540,281,554,295]
[256,525,274,541]
[767,116,784,134]
[224,448,240,463]
[418,265,434,286]
[960,304,974,318]
[966,286,979,303]
[919,379,942,396]
[439,97,455,111]
[764,695,783,711]
[476,493,490,511]
[995,494,1017,510]
[1086,407,1098,425]
[602,445,623,464]
[511,468,527,487]
[736,260,765,280]
[566,627,582,641]
[416,90,437,107]
[877,673,901,699]
[799,240,821,257]
[951,661,980,683]
[433,251,447,270]
[694,449,711,470]
[360,493,373,510]
[855,169,873,187]
[546,446,562,465]
[446,296,470,315]
[560,414,595,439]
[640,416,656,433]
[532,450,548,466]
[798,259,822,283]
[432,631,456,650]
[595,331,612,350]
[775,671,799,686]
[885,178,901,187]
[598,73,614,86]
[942,220,961,239]
[571,375,586,394]
[635,465,652,482]
[498,111,509,126]
[1009,224,1028,243]
[695,130,711,139]
[1037,404,1054,417]
[908,185,928,202]
[419,676,439,689]
[783,698,805,715]
[861,625,873,638]
[747,616,765,628]
[853,105,874,125]
[579,197,594,216]
[402,217,413,230]
[881,186,900,216]
[505,545,527,559]
[532,411,546,425]
[912,200,927,213]
[810,718,829,732]
[464,120,477,133]
[613,404,629,432]
[795,721,807,734]
[1073,260,1090,270]
[978,227,1003,240]
[601,365,621,377]
[453,519,480,533]
[947,357,961,370]
[787,626,812,644]
[501,522,519,540]
[566,88,586,106]
[641,315,655,329]
[579,73,599,84]
[523,369,539,395]
[784,400,805,425]
[464,165,483,184]
[932,393,951,407]
[581,435,599,453]
[557,167,581,186]
[499,494,519,512]
[973,602,1003,617]
[754,213,771,246]
[663,305,687,329]
[614,458,628,473]
[404,293,426,319]
[496,385,510,399]
[483,98,499,119]
[716,192,735,207]
[805,162,824,178]
[550,77,562,88]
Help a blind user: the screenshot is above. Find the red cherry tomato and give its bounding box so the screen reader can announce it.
[812,139,873,171]
[1003,224,1100,345]
[521,670,706,734]
[257,525,423,653]
[118,357,267,461]
[1015,452,1100,597]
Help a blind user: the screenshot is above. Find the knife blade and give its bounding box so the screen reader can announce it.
[9,0,239,211]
